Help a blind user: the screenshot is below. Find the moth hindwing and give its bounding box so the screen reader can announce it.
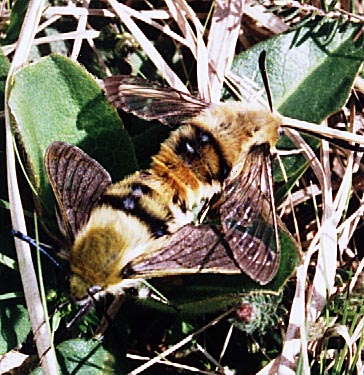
[45,141,112,243]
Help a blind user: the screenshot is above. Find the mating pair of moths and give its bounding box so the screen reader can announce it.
[45,76,292,301]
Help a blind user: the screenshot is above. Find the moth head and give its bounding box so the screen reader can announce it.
[237,103,282,149]
[200,102,282,151]
[68,207,165,300]
[69,274,104,301]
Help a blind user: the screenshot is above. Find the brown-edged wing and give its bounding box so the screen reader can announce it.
[45,142,112,242]
[219,143,280,284]
[122,224,242,279]
[104,76,209,126]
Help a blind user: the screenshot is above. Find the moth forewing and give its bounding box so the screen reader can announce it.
[104,75,209,126]
[219,143,281,285]
[45,142,112,242]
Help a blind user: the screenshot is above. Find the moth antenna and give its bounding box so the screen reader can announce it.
[11,230,67,274]
[89,287,114,330]
[66,298,93,329]
[259,50,274,113]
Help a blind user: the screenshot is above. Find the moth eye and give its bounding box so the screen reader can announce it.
[221,165,230,179]
[154,228,166,238]
[123,196,136,210]
[199,132,210,143]
[185,142,195,154]
[88,285,103,296]
[131,185,143,197]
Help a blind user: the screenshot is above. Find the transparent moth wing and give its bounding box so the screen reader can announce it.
[104,76,209,126]
[219,143,280,284]
[122,224,241,279]
[45,141,112,242]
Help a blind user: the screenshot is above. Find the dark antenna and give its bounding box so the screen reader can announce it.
[12,230,67,274]
[259,50,274,112]
[259,50,364,152]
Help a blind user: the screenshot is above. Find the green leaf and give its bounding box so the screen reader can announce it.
[8,54,138,212]
[1,0,30,45]
[0,301,31,354]
[232,20,364,123]
[0,49,9,111]
[56,339,115,375]
[231,19,364,182]
[31,339,116,375]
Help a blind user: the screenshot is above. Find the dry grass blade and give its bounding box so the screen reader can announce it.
[308,134,336,319]
[279,262,310,374]
[71,0,90,60]
[245,0,289,34]
[126,307,236,375]
[164,0,200,58]
[164,0,211,100]
[126,353,219,375]
[2,30,100,55]
[278,128,332,374]
[5,0,58,374]
[207,0,245,101]
[107,0,188,92]
[282,116,364,146]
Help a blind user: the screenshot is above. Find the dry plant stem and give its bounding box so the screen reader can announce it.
[336,151,354,253]
[126,307,236,375]
[107,4,192,52]
[207,0,245,101]
[164,0,201,59]
[279,263,309,375]
[44,6,115,18]
[278,129,327,374]
[71,0,90,60]
[282,116,364,146]
[2,30,100,55]
[174,0,210,101]
[308,137,336,321]
[126,353,217,375]
[164,0,211,100]
[107,0,189,92]
[5,1,58,374]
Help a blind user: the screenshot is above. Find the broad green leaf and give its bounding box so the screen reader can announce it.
[31,339,116,375]
[56,339,115,375]
[231,19,364,181]
[233,20,364,122]
[0,49,9,111]
[0,0,30,45]
[8,54,138,213]
[0,301,31,354]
